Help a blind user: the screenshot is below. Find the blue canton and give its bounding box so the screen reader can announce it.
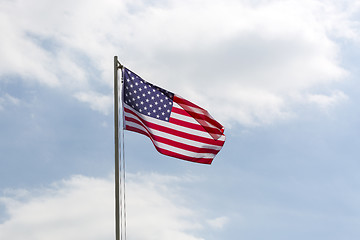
[123,68,174,122]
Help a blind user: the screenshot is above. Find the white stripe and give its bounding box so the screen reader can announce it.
[177,103,207,116]
[170,111,198,124]
[171,103,222,133]
[125,120,216,159]
[171,110,221,133]
[125,118,149,134]
[125,120,222,151]
[125,110,225,143]
[175,95,212,115]
[124,106,224,153]
[150,127,223,150]
[124,107,226,143]
[124,110,224,149]
[124,104,226,141]
[155,141,216,158]
[171,103,199,124]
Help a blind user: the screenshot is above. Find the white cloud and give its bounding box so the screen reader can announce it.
[74,91,113,115]
[206,216,229,230]
[307,90,348,110]
[0,173,217,240]
[0,0,359,125]
[0,94,20,111]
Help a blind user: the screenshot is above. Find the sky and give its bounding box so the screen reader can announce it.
[1,0,360,239]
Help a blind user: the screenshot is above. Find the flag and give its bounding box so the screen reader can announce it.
[122,67,225,164]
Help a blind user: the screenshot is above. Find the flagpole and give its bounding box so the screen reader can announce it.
[120,64,127,240]
[118,59,126,240]
[114,56,120,240]
[114,56,126,240]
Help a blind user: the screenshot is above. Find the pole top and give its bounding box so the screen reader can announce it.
[114,56,123,69]
[118,61,123,70]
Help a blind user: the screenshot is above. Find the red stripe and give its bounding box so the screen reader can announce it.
[125,116,221,154]
[124,107,224,146]
[171,105,192,116]
[126,115,219,150]
[124,108,225,146]
[158,149,213,164]
[125,125,150,138]
[173,95,225,139]
[171,107,224,134]
[125,124,214,164]
[169,114,207,131]
[169,115,224,135]
[171,106,218,130]
[172,100,223,129]
[173,94,202,109]
[155,135,219,154]
[124,105,224,164]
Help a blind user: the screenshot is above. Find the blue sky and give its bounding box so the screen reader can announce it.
[1,0,360,239]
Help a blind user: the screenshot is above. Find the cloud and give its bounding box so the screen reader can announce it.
[0,173,219,240]
[0,94,20,111]
[74,91,113,115]
[307,90,348,110]
[206,216,229,230]
[118,0,354,126]
[0,0,359,125]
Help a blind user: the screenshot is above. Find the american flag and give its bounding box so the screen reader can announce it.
[122,67,225,164]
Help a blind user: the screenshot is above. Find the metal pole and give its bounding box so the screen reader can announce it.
[114,56,120,240]
[119,63,127,240]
